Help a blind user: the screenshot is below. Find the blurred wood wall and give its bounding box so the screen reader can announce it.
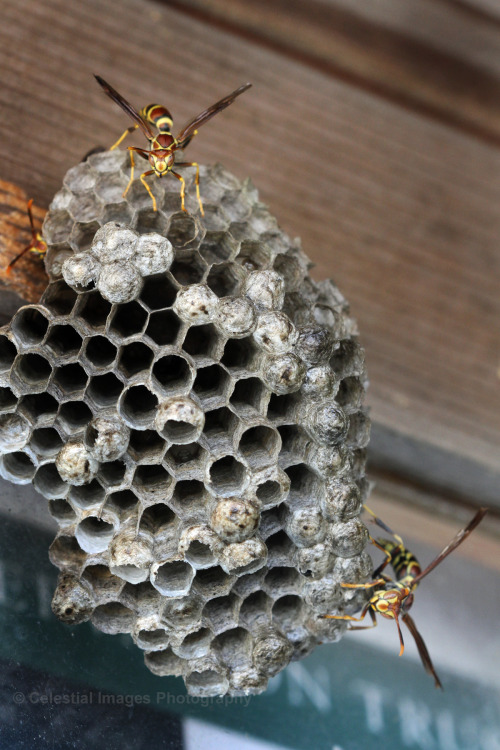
[0,0,498,516]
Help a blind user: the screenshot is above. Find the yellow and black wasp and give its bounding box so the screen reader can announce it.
[95,75,251,215]
[325,506,488,688]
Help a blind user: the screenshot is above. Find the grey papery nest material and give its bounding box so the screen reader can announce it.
[0,150,371,696]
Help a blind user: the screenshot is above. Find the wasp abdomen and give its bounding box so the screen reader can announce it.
[141,104,173,133]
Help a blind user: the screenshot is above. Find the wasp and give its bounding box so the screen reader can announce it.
[324,505,488,688]
[95,75,252,215]
[6,199,47,276]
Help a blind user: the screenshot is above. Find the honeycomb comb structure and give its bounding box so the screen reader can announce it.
[0,151,371,696]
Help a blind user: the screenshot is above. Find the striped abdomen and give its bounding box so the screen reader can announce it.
[140,104,174,133]
[376,538,422,581]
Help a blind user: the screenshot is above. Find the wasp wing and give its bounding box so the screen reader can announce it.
[95,75,154,140]
[411,507,488,587]
[403,613,443,689]
[176,82,252,149]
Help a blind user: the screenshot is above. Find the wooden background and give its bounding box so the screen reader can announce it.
[0,0,499,525]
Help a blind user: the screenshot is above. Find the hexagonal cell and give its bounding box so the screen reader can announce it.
[192,566,235,600]
[145,309,182,347]
[83,335,117,369]
[140,275,178,311]
[51,363,88,399]
[43,209,73,245]
[346,410,370,449]
[266,392,300,423]
[0,387,17,413]
[12,353,52,392]
[264,566,301,597]
[272,594,304,630]
[277,430,311,477]
[173,627,212,659]
[133,464,173,500]
[192,364,230,408]
[57,401,93,434]
[220,337,258,372]
[11,307,50,347]
[145,648,184,677]
[75,516,114,553]
[182,323,221,361]
[208,456,248,496]
[212,627,252,666]
[273,253,302,291]
[206,262,245,299]
[198,230,236,264]
[109,301,148,339]
[164,442,206,474]
[68,192,103,224]
[86,373,123,410]
[48,498,76,524]
[336,376,365,408]
[30,427,63,457]
[239,590,272,629]
[19,389,59,427]
[45,325,83,361]
[49,534,86,569]
[285,463,322,508]
[169,249,206,287]
[95,172,129,203]
[101,201,134,225]
[238,425,280,470]
[118,341,154,378]
[203,593,241,635]
[98,460,127,488]
[170,479,205,517]
[42,281,78,316]
[119,385,158,429]
[229,377,267,417]
[151,560,194,597]
[0,336,17,373]
[91,602,135,635]
[134,627,170,652]
[330,339,365,379]
[266,531,296,568]
[167,212,203,250]
[69,480,106,510]
[256,479,287,508]
[128,429,166,463]
[0,451,36,483]
[82,563,125,600]
[202,407,238,452]
[236,240,271,272]
[74,291,112,331]
[152,353,192,396]
[105,489,139,517]
[34,463,68,499]
[71,220,101,255]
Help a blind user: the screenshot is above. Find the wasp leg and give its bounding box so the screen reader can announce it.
[139,170,158,212]
[111,124,139,151]
[340,577,387,590]
[344,608,378,631]
[175,161,204,215]
[170,170,187,213]
[324,601,372,623]
[6,243,35,275]
[364,504,404,547]
[123,147,150,200]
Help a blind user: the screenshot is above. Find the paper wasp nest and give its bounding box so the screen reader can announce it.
[0,151,370,696]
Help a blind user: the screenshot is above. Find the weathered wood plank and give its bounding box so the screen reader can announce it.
[167,0,500,144]
[0,0,498,505]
